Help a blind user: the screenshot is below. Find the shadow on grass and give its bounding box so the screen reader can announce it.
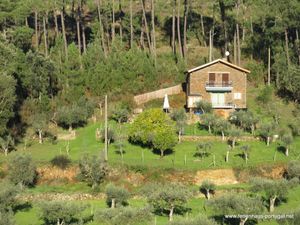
[13,202,32,212]
[277,145,286,155]
[152,148,174,157]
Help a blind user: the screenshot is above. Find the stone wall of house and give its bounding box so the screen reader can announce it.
[188,62,247,109]
[134,84,183,105]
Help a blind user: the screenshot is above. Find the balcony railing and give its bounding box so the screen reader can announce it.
[212,102,236,109]
[206,81,232,87]
[205,81,233,92]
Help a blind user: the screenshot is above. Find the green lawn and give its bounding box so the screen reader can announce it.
[1,122,299,171]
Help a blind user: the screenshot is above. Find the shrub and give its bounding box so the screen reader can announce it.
[50,155,71,170]
[94,207,153,225]
[7,152,37,189]
[286,161,300,180]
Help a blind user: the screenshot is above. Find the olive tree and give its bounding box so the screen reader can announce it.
[196,101,212,114]
[259,122,276,146]
[200,180,216,200]
[227,127,242,149]
[214,119,231,141]
[200,114,218,134]
[208,194,264,225]
[145,183,191,221]
[251,178,297,212]
[281,133,293,156]
[78,154,108,189]
[170,108,187,143]
[240,145,251,164]
[105,183,130,208]
[0,181,19,225]
[111,103,130,128]
[195,142,212,159]
[39,201,87,225]
[0,135,14,156]
[94,207,153,225]
[7,152,36,189]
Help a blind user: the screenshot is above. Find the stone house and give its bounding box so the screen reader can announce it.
[186,59,250,117]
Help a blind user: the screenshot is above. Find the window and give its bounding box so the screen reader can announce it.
[222,73,229,85]
[188,96,202,108]
[234,93,242,99]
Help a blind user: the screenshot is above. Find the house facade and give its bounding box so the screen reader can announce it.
[186,59,250,117]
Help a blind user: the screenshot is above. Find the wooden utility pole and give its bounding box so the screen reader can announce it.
[104,95,108,161]
[268,47,271,86]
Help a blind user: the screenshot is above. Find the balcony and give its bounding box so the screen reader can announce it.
[212,102,236,109]
[205,81,233,92]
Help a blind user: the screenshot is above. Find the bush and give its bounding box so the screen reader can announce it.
[7,152,37,189]
[50,155,71,170]
[94,207,153,225]
[286,161,300,180]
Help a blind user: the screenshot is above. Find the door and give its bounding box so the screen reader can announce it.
[211,93,225,106]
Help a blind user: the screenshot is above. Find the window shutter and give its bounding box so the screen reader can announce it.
[209,73,215,84]
[222,73,229,85]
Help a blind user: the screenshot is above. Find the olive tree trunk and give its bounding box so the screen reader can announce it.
[269,196,277,212]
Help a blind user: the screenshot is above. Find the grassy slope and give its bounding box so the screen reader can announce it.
[14,186,300,225]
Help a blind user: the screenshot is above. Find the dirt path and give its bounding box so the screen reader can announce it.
[194,169,239,185]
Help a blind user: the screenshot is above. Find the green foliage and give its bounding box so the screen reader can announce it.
[167,215,218,225]
[259,122,276,145]
[145,183,192,220]
[0,181,19,212]
[7,152,36,188]
[245,60,265,85]
[129,108,177,157]
[196,101,212,114]
[250,178,296,211]
[94,207,153,225]
[229,110,259,134]
[0,135,15,156]
[78,154,107,189]
[56,97,94,130]
[38,201,87,225]
[0,73,16,135]
[0,210,15,225]
[111,103,130,124]
[208,194,264,223]
[200,180,216,199]
[195,142,212,159]
[170,108,187,135]
[200,114,218,133]
[227,127,242,148]
[287,161,300,180]
[105,183,130,208]
[256,86,273,104]
[101,128,116,145]
[9,26,33,52]
[50,155,71,170]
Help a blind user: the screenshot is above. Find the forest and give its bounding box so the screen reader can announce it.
[1,0,300,225]
[1,0,300,139]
